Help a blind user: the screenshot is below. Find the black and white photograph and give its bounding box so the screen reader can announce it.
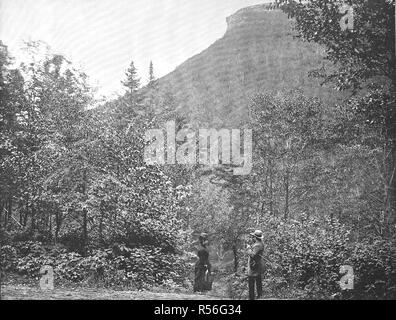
[0,0,395,303]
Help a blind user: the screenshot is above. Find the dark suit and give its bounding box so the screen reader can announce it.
[247,240,264,300]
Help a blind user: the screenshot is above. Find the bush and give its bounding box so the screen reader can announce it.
[10,241,64,278]
[0,245,18,272]
[256,213,395,299]
[55,252,86,281]
[348,239,396,299]
[15,254,55,278]
[58,230,86,254]
[13,241,47,256]
[111,244,188,288]
[226,273,248,299]
[1,228,52,244]
[1,241,188,288]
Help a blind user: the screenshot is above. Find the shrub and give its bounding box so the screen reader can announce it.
[55,252,86,281]
[13,241,47,256]
[1,241,188,288]
[58,230,86,254]
[1,228,52,244]
[226,273,248,299]
[348,239,396,299]
[0,245,18,272]
[15,254,55,278]
[256,213,395,299]
[111,244,188,288]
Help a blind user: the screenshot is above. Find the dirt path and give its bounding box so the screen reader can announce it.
[0,284,226,300]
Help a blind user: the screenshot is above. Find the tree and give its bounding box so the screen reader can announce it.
[280,0,395,91]
[148,60,155,84]
[247,90,392,239]
[279,0,396,222]
[0,41,29,228]
[122,60,140,95]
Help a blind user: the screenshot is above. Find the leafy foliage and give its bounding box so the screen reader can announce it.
[1,241,189,288]
[225,214,395,299]
[1,4,395,299]
[280,0,395,91]
[279,0,396,225]
[0,43,190,288]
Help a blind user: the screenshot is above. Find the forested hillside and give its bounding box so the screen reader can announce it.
[157,6,343,127]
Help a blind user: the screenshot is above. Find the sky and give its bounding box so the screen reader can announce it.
[0,0,269,98]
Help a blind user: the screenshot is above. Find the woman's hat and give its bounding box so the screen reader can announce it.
[250,230,263,240]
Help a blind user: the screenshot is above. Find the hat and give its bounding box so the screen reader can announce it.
[250,230,263,240]
[199,232,208,241]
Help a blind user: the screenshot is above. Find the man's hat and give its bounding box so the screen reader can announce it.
[199,232,208,241]
[250,230,263,240]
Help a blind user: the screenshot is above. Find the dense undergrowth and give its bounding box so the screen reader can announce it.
[0,239,190,291]
[225,215,396,300]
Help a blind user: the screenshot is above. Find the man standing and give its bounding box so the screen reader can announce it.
[246,230,264,300]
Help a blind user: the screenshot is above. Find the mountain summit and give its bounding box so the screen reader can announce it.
[158,4,341,127]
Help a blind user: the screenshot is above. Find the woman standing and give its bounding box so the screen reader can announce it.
[193,232,212,293]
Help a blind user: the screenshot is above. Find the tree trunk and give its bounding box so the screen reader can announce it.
[82,207,88,256]
[23,210,28,226]
[81,168,88,255]
[4,196,12,227]
[99,201,104,247]
[284,168,289,220]
[386,80,396,229]
[0,201,4,226]
[49,211,52,235]
[232,244,238,273]
[22,195,28,226]
[8,197,12,223]
[31,204,36,230]
[387,141,396,225]
[269,159,274,215]
[54,210,63,244]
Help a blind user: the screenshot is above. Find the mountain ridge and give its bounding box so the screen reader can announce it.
[155,4,342,127]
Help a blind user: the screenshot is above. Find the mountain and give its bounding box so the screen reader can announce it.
[157,4,343,128]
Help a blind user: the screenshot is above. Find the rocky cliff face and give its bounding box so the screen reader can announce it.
[226,3,281,32]
[157,5,341,128]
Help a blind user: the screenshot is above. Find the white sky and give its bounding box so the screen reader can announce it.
[0,0,269,98]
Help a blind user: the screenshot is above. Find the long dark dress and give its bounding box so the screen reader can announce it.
[193,244,211,292]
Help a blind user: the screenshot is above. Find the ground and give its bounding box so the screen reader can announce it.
[0,284,225,300]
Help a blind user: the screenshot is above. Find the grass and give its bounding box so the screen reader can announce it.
[0,273,224,300]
